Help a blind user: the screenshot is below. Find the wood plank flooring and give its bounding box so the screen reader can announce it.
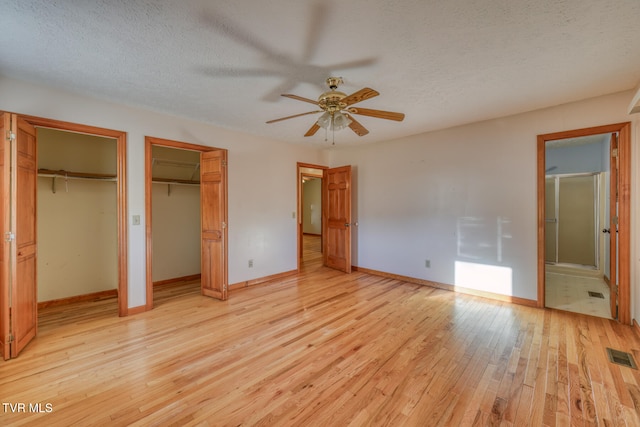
[2,237,640,425]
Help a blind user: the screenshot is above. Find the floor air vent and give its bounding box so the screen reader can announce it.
[606,348,637,369]
[588,291,605,299]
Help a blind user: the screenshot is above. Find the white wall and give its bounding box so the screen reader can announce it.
[546,141,607,174]
[0,76,326,308]
[328,91,639,309]
[3,77,640,325]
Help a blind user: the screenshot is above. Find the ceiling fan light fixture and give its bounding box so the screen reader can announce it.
[317,111,351,131]
[317,111,331,129]
[332,112,352,130]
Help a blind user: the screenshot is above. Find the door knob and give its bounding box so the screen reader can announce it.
[602,228,610,233]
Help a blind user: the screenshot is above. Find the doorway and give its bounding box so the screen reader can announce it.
[145,137,228,309]
[537,123,631,323]
[297,163,327,269]
[300,167,324,266]
[296,162,354,274]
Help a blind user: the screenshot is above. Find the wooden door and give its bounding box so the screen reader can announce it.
[0,114,38,359]
[323,165,352,273]
[11,117,38,357]
[0,113,10,360]
[609,133,618,319]
[200,150,228,300]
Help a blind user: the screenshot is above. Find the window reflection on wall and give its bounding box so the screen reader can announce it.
[456,216,512,263]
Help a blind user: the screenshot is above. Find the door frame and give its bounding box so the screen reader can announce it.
[537,122,631,324]
[15,114,129,317]
[144,136,228,309]
[609,133,618,318]
[297,162,327,271]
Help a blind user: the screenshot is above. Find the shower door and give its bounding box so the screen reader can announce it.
[545,174,599,268]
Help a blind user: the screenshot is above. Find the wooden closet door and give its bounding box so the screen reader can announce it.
[323,165,352,273]
[0,115,38,359]
[0,113,10,360]
[11,117,38,357]
[200,150,228,300]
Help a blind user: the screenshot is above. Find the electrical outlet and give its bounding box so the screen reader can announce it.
[248,259,253,268]
[425,259,431,268]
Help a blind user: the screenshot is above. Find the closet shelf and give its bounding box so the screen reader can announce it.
[38,169,117,180]
[152,177,200,186]
[38,169,117,194]
[152,177,200,196]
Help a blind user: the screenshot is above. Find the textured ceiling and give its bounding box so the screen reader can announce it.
[1,0,639,146]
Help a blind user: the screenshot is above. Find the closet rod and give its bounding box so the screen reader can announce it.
[38,169,117,194]
[152,179,200,196]
[151,179,200,186]
[38,168,117,180]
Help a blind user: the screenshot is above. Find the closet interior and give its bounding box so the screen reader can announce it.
[151,146,201,289]
[37,128,118,305]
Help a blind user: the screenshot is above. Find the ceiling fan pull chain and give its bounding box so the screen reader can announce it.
[332,115,336,145]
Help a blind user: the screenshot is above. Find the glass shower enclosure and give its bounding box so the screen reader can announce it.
[545,173,599,268]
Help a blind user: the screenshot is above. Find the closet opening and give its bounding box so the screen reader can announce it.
[150,145,201,306]
[145,136,228,309]
[2,113,127,359]
[37,128,119,313]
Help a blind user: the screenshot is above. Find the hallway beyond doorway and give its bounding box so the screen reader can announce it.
[302,234,322,266]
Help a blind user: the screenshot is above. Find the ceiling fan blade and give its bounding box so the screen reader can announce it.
[341,88,379,107]
[347,107,405,121]
[346,114,369,136]
[327,57,378,71]
[281,94,319,105]
[302,1,329,62]
[196,66,281,78]
[266,111,322,124]
[304,123,321,137]
[201,9,283,61]
[262,79,298,102]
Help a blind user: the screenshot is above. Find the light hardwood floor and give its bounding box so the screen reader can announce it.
[2,239,640,426]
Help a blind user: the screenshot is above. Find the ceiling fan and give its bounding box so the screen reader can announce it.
[266,77,405,140]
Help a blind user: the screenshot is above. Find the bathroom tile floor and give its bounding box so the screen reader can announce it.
[545,271,612,319]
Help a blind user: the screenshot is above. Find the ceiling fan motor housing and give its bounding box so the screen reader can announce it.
[318,91,347,112]
[318,77,348,112]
